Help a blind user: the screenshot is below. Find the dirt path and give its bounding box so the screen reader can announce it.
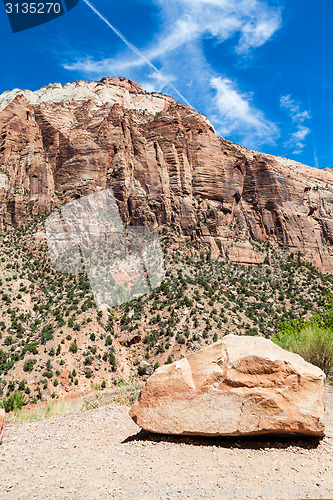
[0,388,332,500]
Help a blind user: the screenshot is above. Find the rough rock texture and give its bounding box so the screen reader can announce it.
[0,77,333,271]
[0,408,5,441]
[118,332,142,347]
[130,335,326,437]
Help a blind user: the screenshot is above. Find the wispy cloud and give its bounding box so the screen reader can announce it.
[286,126,311,154]
[280,95,311,154]
[64,0,282,147]
[211,77,279,145]
[280,95,311,123]
[147,0,282,58]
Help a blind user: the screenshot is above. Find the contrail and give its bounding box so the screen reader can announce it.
[82,0,192,107]
[307,88,320,169]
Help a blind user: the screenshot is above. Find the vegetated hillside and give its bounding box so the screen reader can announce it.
[0,216,332,405]
[0,77,333,407]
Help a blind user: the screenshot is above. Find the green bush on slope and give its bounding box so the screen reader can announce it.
[0,391,27,413]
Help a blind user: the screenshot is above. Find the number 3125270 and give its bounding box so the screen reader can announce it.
[5,3,62,14]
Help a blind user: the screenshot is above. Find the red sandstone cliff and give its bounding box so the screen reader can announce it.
[0,77,332,272]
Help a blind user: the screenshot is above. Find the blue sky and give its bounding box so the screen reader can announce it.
[0,0,332,168]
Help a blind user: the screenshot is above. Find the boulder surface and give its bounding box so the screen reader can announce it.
[130,335,326,436]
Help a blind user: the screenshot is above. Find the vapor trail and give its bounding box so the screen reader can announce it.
[82,0,192,107]
[307,89,320,169]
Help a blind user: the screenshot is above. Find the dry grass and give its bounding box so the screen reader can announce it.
[9,383,141,422]
[114,380,142,406]
[9,400,73,422]
[80,392,114,411]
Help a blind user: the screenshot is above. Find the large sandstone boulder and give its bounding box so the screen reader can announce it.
[130,335,326,437]
[0,408,5,441]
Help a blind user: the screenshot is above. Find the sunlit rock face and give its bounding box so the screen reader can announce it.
[0,77,333,272]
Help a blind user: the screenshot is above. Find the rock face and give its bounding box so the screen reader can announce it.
[0,77,333,271]
[118,332,142,347]
[129,335,326,437]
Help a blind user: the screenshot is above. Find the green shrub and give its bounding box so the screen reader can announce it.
[165,355,173,364]
[69,342,78,354]
[23,344,38,355]
[0,391,26,413]
[108,349,117,372]
[273,324,333,376]
[105,335,112,346]
[18,380,26,391]
[138,365,147,376]
[23,359,36,372]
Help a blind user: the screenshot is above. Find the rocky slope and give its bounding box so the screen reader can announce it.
[0,77,332,272]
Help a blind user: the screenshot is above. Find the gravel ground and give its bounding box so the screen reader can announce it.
[0,387,332,500]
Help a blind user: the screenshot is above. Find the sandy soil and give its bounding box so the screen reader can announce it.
[0,388,332,500]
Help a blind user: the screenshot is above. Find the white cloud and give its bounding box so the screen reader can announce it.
[286,126,311,154]
[280,95,311,154]
[63,55,145,75]
[236,10,282,54]
[211,76,279,145]
[280,95,311,123]
[150,0,281,57]
[290,126,311,142]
